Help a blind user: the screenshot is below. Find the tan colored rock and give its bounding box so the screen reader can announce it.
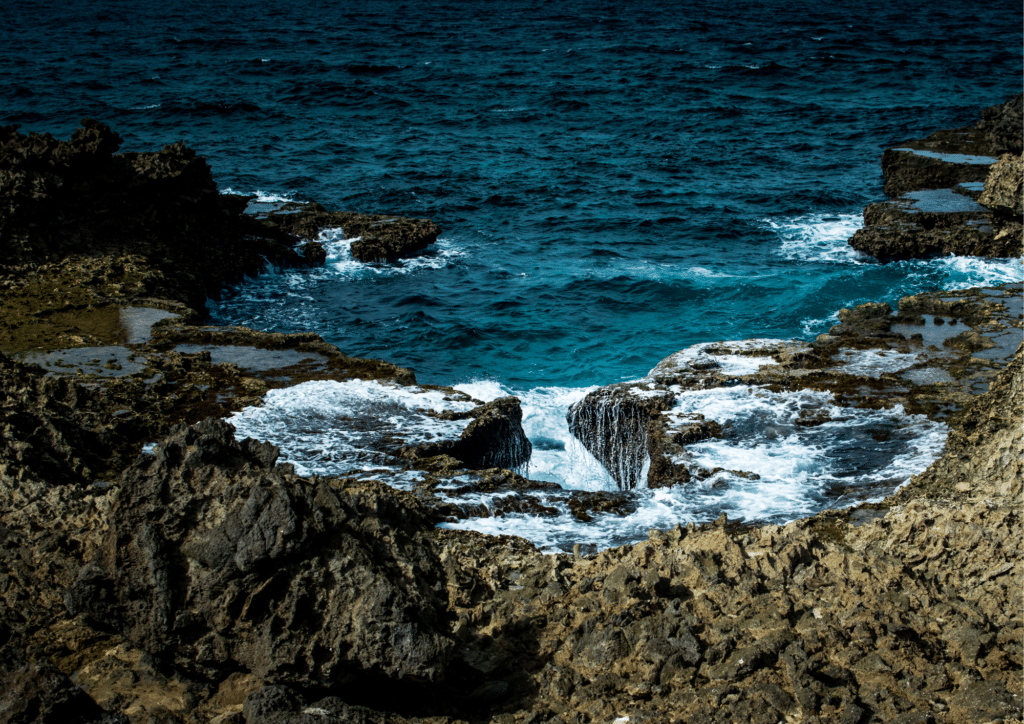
[979,153,1023,217]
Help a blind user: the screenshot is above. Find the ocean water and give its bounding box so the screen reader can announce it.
[5,1,1021,543]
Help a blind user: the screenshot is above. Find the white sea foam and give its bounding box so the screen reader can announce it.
[221,187,299,203]
[652,339,790,377]
[829,348,920,377]
[766,213,866,263]
[454,380,616,491]
[439,379,947,552]
[899,255,1023,290]
[226,379,476,478]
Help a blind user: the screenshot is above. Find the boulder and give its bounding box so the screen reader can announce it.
[407,396,532,471]
[978,153,1023,218]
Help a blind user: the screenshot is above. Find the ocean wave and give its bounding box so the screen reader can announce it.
[766,212,866,264]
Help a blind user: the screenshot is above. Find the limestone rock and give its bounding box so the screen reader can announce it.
[977,92,1023,155]
[978,153,1023,218]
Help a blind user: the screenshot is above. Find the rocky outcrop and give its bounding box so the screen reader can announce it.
[426,347,1023,724]
[977,92,1024,155]
[67,419,456,695]
[0,636,129,724]
[850,95,1023,260]
[880,142,994,199]
[567,285,1021,492]
[1,114,1020,724]
[407,396,532,472]
[257,204,442,263]
[0,120,303,311]
[566,384,676,490]
[880,94,1021,198]
[978,153,1023,217]
[847,188,1014,259]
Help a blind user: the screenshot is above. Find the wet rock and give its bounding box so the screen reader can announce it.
[432,349,1023,720]
[257,205,441,263]
[566,383,675,490]
[67,419,455,692]
[409,397,532,471]
[565,287,1020,496]
[300,241,327,265]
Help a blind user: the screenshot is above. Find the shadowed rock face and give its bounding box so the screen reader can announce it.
[0,120,303,310]
[979,153,1024,218]
[67,419,455,691]
[407,396,533,472]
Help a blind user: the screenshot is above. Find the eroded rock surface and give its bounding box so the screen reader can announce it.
[67,419,456,692]
[256,203,442,263]
[851,95,1023,260]
[978,153,1023,218]
[568,284,1021,494]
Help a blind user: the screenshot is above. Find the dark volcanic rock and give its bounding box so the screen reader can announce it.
[0,120,301,310]
[68,419,455,692]
[259,204,442,263]
[408,396,532,471]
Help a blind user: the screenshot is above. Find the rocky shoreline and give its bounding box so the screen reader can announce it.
[1,98,1021,724]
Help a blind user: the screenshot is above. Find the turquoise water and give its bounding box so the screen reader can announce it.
[5,0,1021,537]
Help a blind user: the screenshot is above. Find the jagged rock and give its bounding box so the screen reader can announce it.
[849,97,1023,260]
[847,219,1012,260]
[977,92,1023,155]
[880,140,994,198]
[567,287,1020,494]
[0,632,129,724]
[67,419,455,693]
[408,396,532,471]
[433,352,1022,721]
[978,153,1023,218]
[257,205,442,263]
[877,94,1021,198]
[0,120,301,310]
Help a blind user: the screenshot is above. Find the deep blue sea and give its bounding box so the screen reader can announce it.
[4,1,1022,543]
